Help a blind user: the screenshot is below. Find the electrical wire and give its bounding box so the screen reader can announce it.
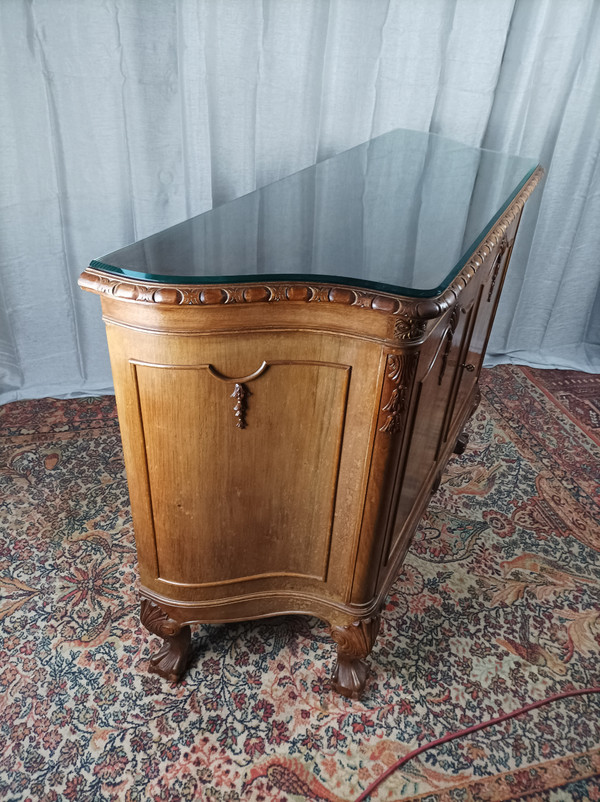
[355,686,600,802]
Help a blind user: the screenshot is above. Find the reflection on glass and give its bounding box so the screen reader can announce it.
[91,129,537,297]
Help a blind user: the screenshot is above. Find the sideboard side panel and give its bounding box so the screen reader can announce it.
[102,316,384,607]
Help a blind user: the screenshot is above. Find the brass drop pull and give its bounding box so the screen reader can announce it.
[462,363,475,372]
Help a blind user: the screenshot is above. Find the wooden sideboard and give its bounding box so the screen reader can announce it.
[79,132,542,699]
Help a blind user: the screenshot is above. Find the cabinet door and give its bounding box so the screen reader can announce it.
[441,237,510,448]
[380,238,513,572]
[108,326,381,602]
[378,293,477,569]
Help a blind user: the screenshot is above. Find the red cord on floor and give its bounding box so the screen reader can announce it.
[355,686,600,802]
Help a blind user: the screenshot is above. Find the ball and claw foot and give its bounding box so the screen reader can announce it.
[330,616,381,700]
[140,599,191,682]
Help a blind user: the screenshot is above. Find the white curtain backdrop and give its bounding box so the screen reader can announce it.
[1,0,599,403]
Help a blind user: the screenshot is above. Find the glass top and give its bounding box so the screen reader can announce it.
[91,129,538,298]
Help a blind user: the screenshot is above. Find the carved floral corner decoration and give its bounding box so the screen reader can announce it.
[394,316,427,342]
[379,352,418,435]
[438,305,461,386]
[487,237,509,303]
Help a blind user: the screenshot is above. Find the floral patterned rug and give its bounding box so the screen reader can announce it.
[522,366,600,446]
[0,365,599,801]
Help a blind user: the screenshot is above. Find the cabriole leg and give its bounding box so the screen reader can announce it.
[140,599,191,682]
[330,615,381,700]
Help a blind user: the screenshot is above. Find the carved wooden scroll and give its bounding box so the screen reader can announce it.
[438,305,461,385]
[379,352,419,435]
[140,599,191,682]
[487,239,508,303]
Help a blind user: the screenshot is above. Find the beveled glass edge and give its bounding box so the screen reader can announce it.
[90,166,536,298]
[89,139,540,299]
[425,164,539,296]
[79,165,544,321]
[89,260,447,298]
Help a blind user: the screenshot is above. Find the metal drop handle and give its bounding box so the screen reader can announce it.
[462,363,475,372]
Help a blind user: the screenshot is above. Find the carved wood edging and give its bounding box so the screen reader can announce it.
[78,164,544,322]
[487,237,509,303]
[379,352,419,435]
[438,304,461,385]
[330,616,381,659]
[140,598,183,638]
[139,582,384,624]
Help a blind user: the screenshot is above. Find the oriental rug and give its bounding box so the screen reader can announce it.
[522,366,600,446]
[0,365,599,801]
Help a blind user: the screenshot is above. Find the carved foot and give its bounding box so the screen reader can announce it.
[140,599,191,682]
[330,616,381,700]
[453,431,469,455]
